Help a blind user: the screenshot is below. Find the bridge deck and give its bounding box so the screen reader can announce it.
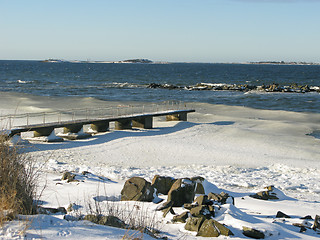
[9,109,195,137]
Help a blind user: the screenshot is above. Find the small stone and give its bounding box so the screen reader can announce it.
[156,201,173,211]
[190,205,213,218]
[242,227,265,239]
[300,215,313,220]
[250,190,279,201]
[312,215,320,230]
[172,212,189,223]
[61,171,76,182]
[292,223,309,232]
[194,195,208,206]
[208,205,215,215]
[84,214,100,224]
[276,211,291,218]
[38,206,67,215]
[162,206,175,218]
[264,185,274,191]
[67,203,73,212]
[183,203,195,210]
[99,215,126,228]
[207,192,230,204]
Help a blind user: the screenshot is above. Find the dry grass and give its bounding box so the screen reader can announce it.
[85,196,162,239]
[0,136,37,225]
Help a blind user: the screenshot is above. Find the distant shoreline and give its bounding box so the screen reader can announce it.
[1,59,319,65]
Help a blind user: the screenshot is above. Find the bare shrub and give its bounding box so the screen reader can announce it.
[85,196,162,239]
[0,137,37,224]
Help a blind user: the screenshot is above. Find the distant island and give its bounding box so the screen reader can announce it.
[40,59,65,63]
[40,59,319,65]
[40,58,157,64]
[247,61,320,65]
[117,59,153,63]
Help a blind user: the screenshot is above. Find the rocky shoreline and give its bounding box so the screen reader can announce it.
[148,82,320,93]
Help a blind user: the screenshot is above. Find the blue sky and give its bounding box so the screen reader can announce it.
[1,0,319,62]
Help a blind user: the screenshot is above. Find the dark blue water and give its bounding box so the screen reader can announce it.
[1,60,320,113]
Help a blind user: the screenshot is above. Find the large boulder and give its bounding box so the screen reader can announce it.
[121,177,155,202]
[197,219,233,237]
[151,175,176,195]
[185,216,206,232]
[167,178,196,207]
[190,176,205,194]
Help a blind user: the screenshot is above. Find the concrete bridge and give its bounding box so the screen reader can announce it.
[1,102,195,141]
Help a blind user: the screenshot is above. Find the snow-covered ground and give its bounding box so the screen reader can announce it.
[1,94,320,239]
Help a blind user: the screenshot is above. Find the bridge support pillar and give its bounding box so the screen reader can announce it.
[62,124,91,140]
[90,121,109,133]
[132,117,153,129]
[115,119,132,130]
[63,124,83,134]
[166,112,187,121]
[34,127,55,137]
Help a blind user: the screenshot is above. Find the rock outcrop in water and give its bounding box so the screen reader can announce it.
[147,82,320,93]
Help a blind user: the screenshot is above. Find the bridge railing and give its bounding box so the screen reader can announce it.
[0,100,188,129]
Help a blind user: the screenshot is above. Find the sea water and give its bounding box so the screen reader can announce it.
[1,60,320,113]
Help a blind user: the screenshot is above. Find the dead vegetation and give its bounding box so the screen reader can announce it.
[0,136,37,225]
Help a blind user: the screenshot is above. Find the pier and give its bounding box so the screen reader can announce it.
[0,101,195,141]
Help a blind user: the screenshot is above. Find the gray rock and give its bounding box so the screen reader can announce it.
[167,178,196,207]
[151,175,176,195]
[242,227,265,239]
[185,216,206,232]
[38,206,67,215]
[197,219,233,237]
[190,176,205,194]
[84,214,126,228]
[83,214,99,224]
[99,215,126,228]
[172,212,189,223]
[312,215,320,230]
[276,211,291,218]
[190,205,213,218]
[61,171,77,182]
[208,192,232,204]
[120,177,155,202]
[250,186,279,201]
[162,205,175,218]
[156,200,174,211]
[194,195,208,206]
